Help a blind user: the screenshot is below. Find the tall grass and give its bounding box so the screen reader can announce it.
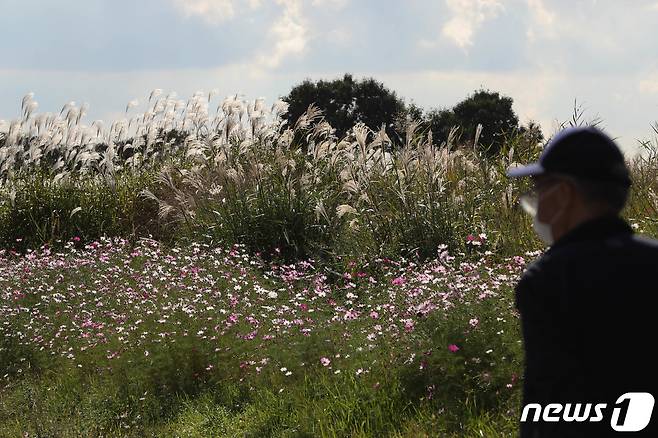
[1,91,656,261]
[135,101,548,268]
[0,169,165,251]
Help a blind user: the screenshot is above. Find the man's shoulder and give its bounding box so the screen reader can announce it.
[517,255,546,289]
[546,232,658,259]
[519,233,658,278]
[625,233,658,250]
[516,233,658,291]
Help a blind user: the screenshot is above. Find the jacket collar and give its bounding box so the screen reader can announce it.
[546,214,634,254]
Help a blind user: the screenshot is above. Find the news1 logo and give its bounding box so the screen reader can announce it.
[521,392,655,432]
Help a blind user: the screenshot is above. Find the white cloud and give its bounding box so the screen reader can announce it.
[255,0,307,69]
[170,0,264,24]
[4,0,658,158]
[441,0,504,49]
[311,0,349,9]
[325,27,352,46]
[526,0,556,41]
[172,0,236,24]
[639,73,658,94]
[170,0,307,70]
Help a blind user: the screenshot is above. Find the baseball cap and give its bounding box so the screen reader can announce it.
[506,126,632,187]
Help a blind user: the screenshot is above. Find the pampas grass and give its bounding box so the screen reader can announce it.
[0,90,656,262]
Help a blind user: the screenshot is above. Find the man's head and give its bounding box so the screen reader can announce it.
[527,172,630,244]
[507,127,632,245]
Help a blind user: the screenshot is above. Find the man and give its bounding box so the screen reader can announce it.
[506,126,658,437]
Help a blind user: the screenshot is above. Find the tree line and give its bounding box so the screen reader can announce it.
[283,73,544,156]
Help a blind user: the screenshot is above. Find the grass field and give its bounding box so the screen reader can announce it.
[1,92,657,436]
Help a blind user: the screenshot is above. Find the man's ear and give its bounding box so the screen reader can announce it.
[560,179,579,208]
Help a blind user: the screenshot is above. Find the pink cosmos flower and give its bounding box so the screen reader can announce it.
[243,330,257,340]
[513,256,525,265]
[320,357,331,366]
[448,344,460,353]
[343,310,358,320]
[392,277,405,286]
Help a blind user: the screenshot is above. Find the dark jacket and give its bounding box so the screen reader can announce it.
[515,214,658,437]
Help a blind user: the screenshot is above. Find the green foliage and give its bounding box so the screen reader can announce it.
[452,90,520,156]
[424,107,459,146]
[193,152,342,262]
[283,74,407,141]
[0,170,162,251]
[422,90,533,158]
[402,299,523,419]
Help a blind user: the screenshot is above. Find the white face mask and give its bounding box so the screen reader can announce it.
[520,184,561,246]
[532,214,554,245]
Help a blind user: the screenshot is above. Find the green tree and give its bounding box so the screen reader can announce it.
[423,89,524,155]
[424,107,459,146]
[451,89,520,156]
[283,74,407,140]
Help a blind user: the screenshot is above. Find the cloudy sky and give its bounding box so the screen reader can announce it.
[1,0,658,155]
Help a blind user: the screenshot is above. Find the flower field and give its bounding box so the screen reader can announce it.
[0,236,538,436]
[1,91,658,436]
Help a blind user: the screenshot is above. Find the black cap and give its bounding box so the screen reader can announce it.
[506,126,632,187]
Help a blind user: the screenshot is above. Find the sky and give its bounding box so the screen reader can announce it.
[1,0,658,156]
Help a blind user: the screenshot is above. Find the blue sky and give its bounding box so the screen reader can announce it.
[1,0,658,155]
